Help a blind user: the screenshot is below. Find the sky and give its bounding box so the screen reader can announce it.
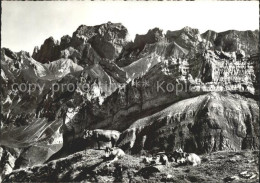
[2,1,259,54]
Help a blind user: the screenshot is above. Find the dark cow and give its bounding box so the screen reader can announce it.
[167,148,184,162]
[83,129,121,149]
[167,148,201,166]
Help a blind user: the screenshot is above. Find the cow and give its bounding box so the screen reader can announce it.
[168,149,185,163]
[184,153,201,166]
[83,129,121,149]
[142,156,153,164]
[104,147,125,166]
[149,153,169,166]
[170,150,201,166]
[150,154,161,165]
[159,154,168,165]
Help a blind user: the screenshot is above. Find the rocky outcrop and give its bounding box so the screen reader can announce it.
[166,26,201,52]
[72,49,257,133]
[1,49,85,169]
[201,30,259,56]
[87,22,129,60]
[33,22,130,65]
[0,48,84,127]
[117,92,259,154]
[115,28,164,67]
[32,37,61,64]
[190,50,256,94]
[3,150,132,182]
[116,27,258,69]
[0,147,20,182]
[249,53,260,95]
[31,22,130,97]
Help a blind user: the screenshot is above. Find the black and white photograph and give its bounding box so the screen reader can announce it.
[0,0,259,182]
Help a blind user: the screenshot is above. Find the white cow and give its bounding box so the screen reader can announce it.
[104,147,125,166]
[185,153,201,166]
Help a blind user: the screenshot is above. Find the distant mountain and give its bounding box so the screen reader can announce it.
[32,22,130,63]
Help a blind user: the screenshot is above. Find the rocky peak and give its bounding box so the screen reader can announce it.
[60,35,72,50]
[165,26,200,43]
[134,27,164,47]
[32,37,61,63]
[182,26,200,36]
[33,46,39,55]
[72,22,128,43]
[86,22,130,60]
[1,48,18,61]
[2,48,30,62]
[16,51,30,59]
[114,27,164,67]
[73,24,97,37]
[45,37,59,45]
[201,30,218,40]
[32,22,130,64]
[96,22,128,39]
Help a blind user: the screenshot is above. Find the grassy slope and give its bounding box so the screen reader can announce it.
[4,149,259,183]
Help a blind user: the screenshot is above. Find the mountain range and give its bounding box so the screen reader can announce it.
[0,22,259,182]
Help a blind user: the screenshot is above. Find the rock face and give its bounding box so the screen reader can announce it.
[1,48,84,128]
[32,22,130,95]
[32,22,130,64]
[191,49,256,93]
[166,26,201,54]
[32,37,61,64]
[201,30,259,56]
[115,28,164,67]
[70,48,257,135]
[0,147,20,182]
[0,48,83,170]
[0,23,259,175]
[117,92,259,154]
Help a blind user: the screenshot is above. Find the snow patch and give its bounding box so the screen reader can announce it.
[3,95,12,105]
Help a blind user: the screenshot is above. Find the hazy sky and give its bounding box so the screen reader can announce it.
[2,1,259,54]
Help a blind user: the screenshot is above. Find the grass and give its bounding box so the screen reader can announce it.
[3,149,259,183]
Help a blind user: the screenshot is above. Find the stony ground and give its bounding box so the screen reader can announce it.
[3,149,259,183]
